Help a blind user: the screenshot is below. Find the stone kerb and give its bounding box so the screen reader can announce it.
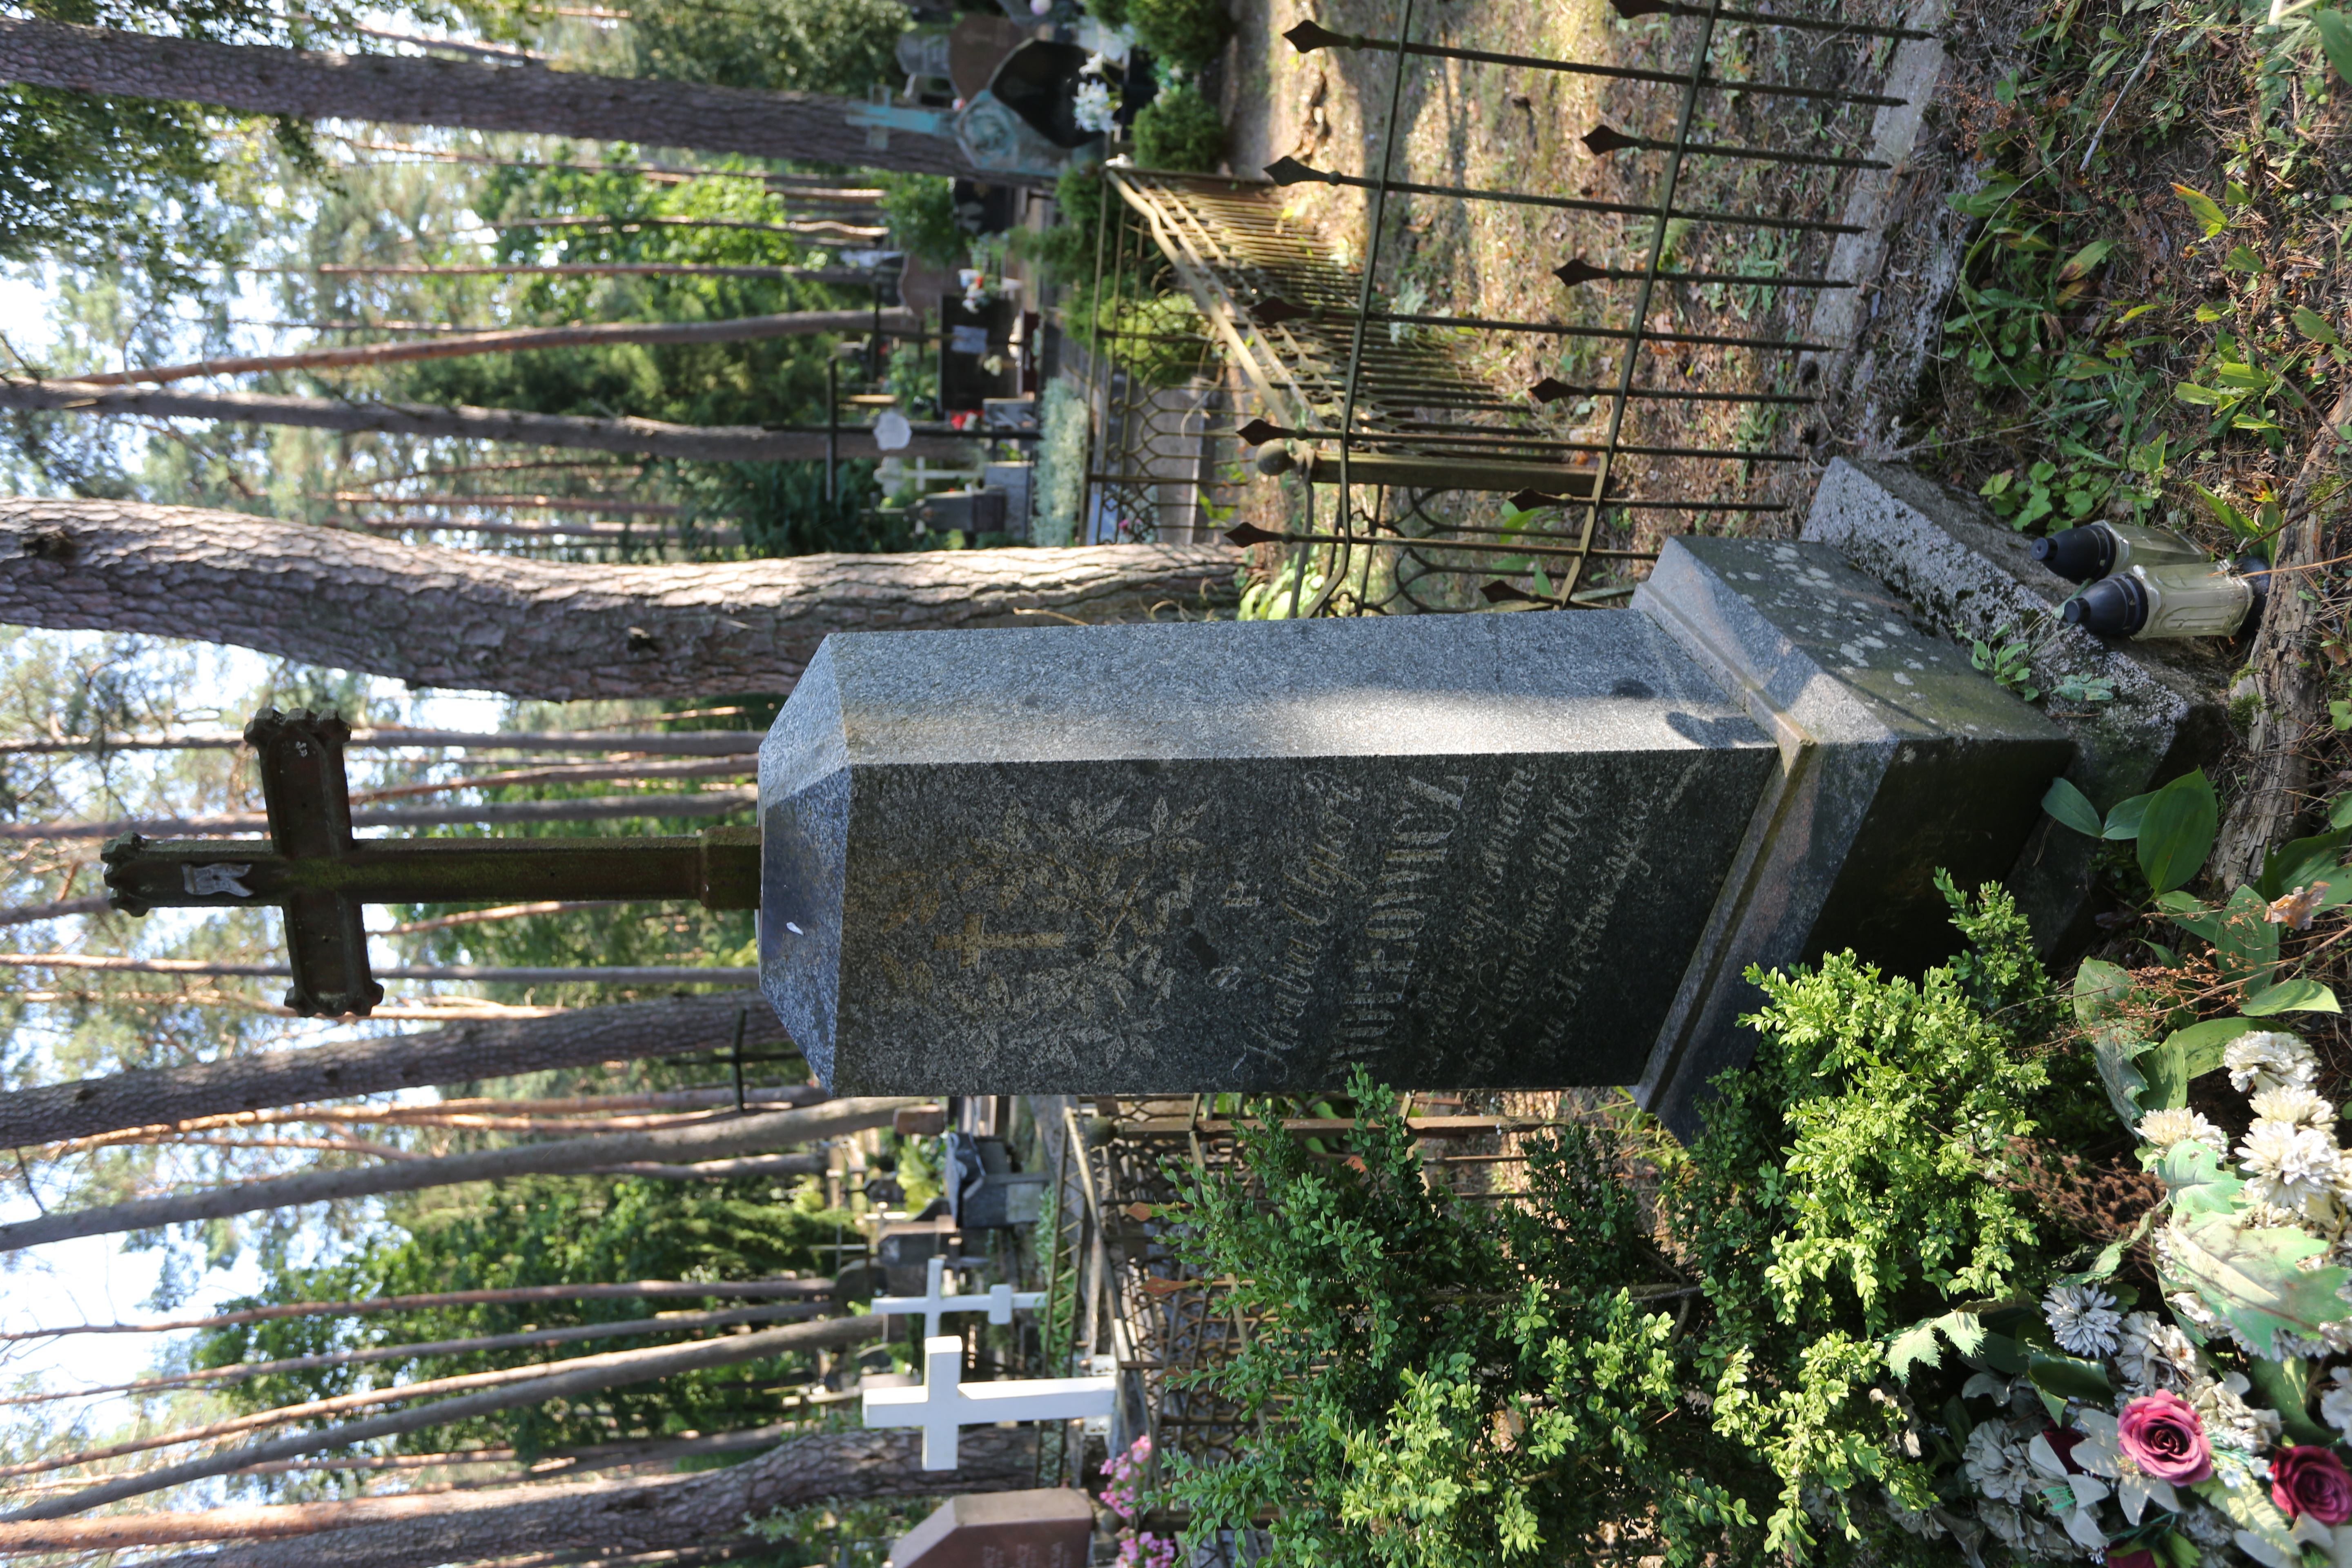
[1799,458,2233,951]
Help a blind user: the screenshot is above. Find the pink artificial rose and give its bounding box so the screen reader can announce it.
[2272,1446,2352,1525]
[2116,1390,2214,1484]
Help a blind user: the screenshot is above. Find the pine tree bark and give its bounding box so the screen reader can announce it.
[0,1301,830,1408]
[78,310,918,387]
[0,379,976,463]
[0,16,976,176]
[0,1098,915,1252]
[0,1429,1032,1560]
[0,498,1243,701]
[3,1277,836,1344]
[4,1314,889,1519]
[0,992,797,1149]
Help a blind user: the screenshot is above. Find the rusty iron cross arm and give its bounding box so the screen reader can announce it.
[100,711,760,1019]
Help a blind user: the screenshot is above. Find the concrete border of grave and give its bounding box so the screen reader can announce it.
[1799,458,2234,955]
[888,1488,1096,1568]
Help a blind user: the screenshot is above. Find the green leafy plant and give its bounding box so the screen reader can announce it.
[1971,621,2045,699]
[1130,83,1226,172]
[1124,0,1232,72]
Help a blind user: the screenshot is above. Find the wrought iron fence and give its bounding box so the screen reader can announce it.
[1076,0,1928,610]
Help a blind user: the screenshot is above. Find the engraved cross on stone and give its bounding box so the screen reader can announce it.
[101,710,759,1019]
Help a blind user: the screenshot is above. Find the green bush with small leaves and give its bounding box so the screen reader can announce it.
[1165,879,2109,1566]
[1131,83,1226,172]
[1125,0,1230,72]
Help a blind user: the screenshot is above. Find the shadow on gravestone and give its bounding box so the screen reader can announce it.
[760,524,2075,1137]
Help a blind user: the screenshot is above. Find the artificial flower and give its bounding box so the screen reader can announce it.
[2069,1408,2182,1525]
[2323,1368,2352,1440]
[1963,1421,2038,1503]
[2138,1106,2225,1151]
[2028,1431,2113,1548]
[2271,1446,2352,1523]
[2191,1372,2281,1454]
[2115,1312,2199,1393]
[2250,1085,2335,1128]
[2044,1283,2123,1357]
[2117,1390,2215,1483]
[2226,1031,2319,1094]
[2240,1119,2343,1210]
[1074,79,1116,133]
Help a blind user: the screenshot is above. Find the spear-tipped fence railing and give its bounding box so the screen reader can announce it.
[1079,0,1925,609]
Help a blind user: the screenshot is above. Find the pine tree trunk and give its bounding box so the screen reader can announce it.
[2,1276,836,1345]
[0,1301,831,1409]
[0,1430,1033,1560]
[0,498,1243,701]
[0,991,797,1149]
[0,1098,915,1253]
[4,1314,889,1520]
[77,310,919,388]
[0,16,976,176]
[0,380,977,463]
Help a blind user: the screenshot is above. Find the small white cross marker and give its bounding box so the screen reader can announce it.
[873,1255,1047,1338]
[864,1334,1118,1470]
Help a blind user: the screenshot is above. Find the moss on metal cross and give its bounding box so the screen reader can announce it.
[100,709,758,1019]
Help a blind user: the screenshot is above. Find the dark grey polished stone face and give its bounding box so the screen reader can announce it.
[761,612,1778,1094]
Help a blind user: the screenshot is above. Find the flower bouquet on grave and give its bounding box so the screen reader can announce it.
[1935,1026,2352,1567]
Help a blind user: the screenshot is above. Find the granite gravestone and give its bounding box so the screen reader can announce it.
[889,1489,1095,1568]
[760,535,2075,1127]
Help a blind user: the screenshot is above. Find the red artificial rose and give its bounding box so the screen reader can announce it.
[2272,1445,2352,1525]
[2116,1390,2214,1485]
[2105,1551,2156,1568]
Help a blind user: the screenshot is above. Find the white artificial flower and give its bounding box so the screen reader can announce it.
[2250,1085,2335,1128]
[2068,1408,2181,1525]
[2043,1283,2123,1357]
[2115,1311,2200,1392]
[2240,1120,2342,1210]
[2138,1106,2225,1151]
[1081,49,1115,77]
[2193,1372,2281,1453]
[2227,1031,2318,1094]
[1073,79,1116,134]
[2164,1286,2246,1350]
[1963,1422,2038,1503]
[2323,1367,2352,1439]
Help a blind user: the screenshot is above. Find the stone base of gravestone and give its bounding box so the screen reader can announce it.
[1628,533,2074,1134]
[761,531,2072,1133]
[1800,458,2233,955]
[890,1490,1096,1568]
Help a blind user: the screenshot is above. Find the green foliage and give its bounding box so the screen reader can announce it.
[1125,0,1230,71]
[1671,878,2099,1556]
[397,158,854,428]
[195,1174,852,1458]
[1130,84,1226,172]
[1169,882,2103,1564]
[875,174,963,267]
[1165,1072,1762,1568]
[662,458,919,558]
[626,0,906,94]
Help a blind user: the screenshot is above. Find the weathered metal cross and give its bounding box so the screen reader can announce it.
[100,710,758,1018]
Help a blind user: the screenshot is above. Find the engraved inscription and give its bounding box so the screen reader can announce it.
[1333,773,1466,1058]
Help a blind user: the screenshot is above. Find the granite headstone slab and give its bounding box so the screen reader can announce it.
[761,609,1779,1093]
[889,1489,1095,1568]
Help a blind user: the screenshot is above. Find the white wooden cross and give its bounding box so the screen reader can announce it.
[864,1334,1118,1469]
[873,1255,1048,1338]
